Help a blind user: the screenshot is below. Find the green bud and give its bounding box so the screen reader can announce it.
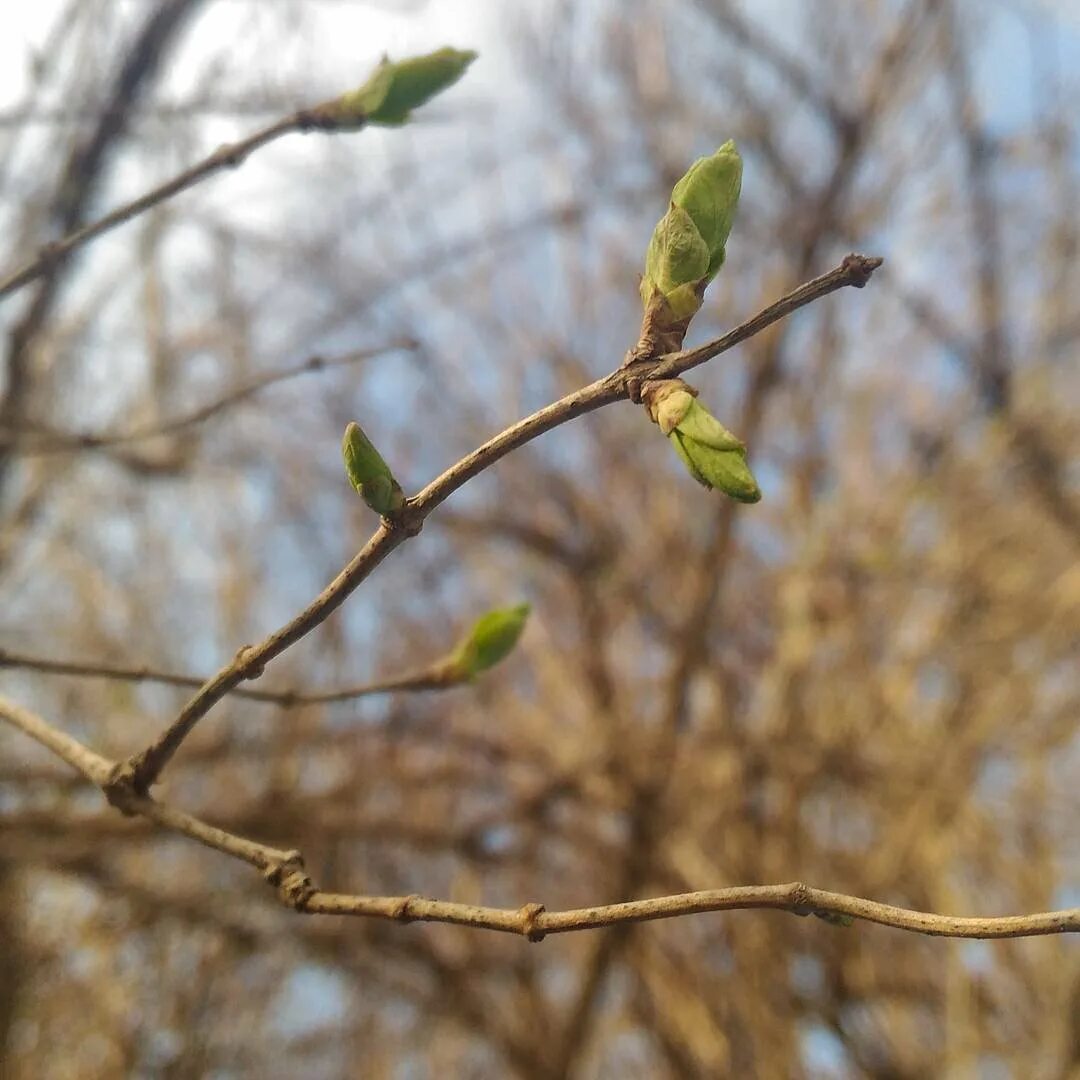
[342,421,405,517]
[668,427,760,503]
[643,380,760,504]
[639,141,743,327]
[446,603,530,680]
[333,47,478,128]
[670,140,742,278]
[642,206,712,320]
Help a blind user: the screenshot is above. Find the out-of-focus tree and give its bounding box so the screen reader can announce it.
[0,0,1077,1077]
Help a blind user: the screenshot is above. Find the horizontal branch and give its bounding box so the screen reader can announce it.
[0,645,458,706]
[115,254,884,795]
[0,339,416,456]
[303,883,1080,941]
[2,695,1075,942]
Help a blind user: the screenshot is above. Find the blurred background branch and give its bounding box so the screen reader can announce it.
[0,0,1077,1077]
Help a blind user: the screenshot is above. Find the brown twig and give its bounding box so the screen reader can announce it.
[0,646,458,706]
[0,339,418,455]
[111,253,883,795]
[0,99,361,303]
[2,695,1075,941]
[301,884,1080,941]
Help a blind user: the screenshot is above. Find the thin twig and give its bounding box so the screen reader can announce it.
[114,253,884,794]
[0,340,417,455]
[0,646,457,705]
[0,696,113,785]
[0,695,295,869]
[2,695,1075,941]
[302,884,1080,941]
[0,100,357,303]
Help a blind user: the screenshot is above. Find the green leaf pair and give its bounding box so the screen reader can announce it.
[644,381,760,503]
[342,421,405,517]
[446,603,531,681]
[641,140,742,322]
[332,47,478,128]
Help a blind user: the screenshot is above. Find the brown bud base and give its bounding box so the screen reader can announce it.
[622,285,705,370]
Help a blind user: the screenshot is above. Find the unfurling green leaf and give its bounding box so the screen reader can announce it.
[446,603,531,681]
[643,380,761,504]
[342,421,405,517]
[668,428,761,503]
[332,47,478,128]
[639,141,742,325]
[643,206,711,320]
[669,140,742,277]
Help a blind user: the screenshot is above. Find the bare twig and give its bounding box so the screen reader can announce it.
[2,695,1075,941]
[0,98,366,303]
[0,695,296,869]
[0,340,418,455]
[302,884,1080,941]
[113,254,884,795]
[0,696,113,786]
[0,646,460,706]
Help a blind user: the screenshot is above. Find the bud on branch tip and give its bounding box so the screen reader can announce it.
[640,140,742,330]
[445,603,531,681]
[342,421,405,517]
[331,47,478,128]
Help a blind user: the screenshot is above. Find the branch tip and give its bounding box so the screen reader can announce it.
[841,252,884,286]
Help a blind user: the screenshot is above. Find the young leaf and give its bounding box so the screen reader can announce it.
[333,47,478,128]
[640,141,743,318]
[447,603,531,680]
[670,430,761,503]
[675,399,746,452]
[642,380,760,503]
[643,206,711,302]
[342,421,405,517]
[669,140,742,278]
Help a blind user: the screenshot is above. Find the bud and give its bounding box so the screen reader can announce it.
[342,421,405,517]
[642,379,761,504]
[634,142,742,357]
[445,603,530,681]
[670,140,742,274]
[331,47,478,128]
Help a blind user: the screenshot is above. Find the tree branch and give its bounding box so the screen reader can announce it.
[0,644,460,706]
[0,94,375,303]
[302,883,1080,941]
[0,339,417,455]
[2,695,1075,942]
[112,253,884,794]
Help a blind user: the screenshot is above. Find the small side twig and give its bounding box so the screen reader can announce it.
[112,253,884,796]
[0,339,418,456]
[2,695,1076,942]
[0,646,461,706]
